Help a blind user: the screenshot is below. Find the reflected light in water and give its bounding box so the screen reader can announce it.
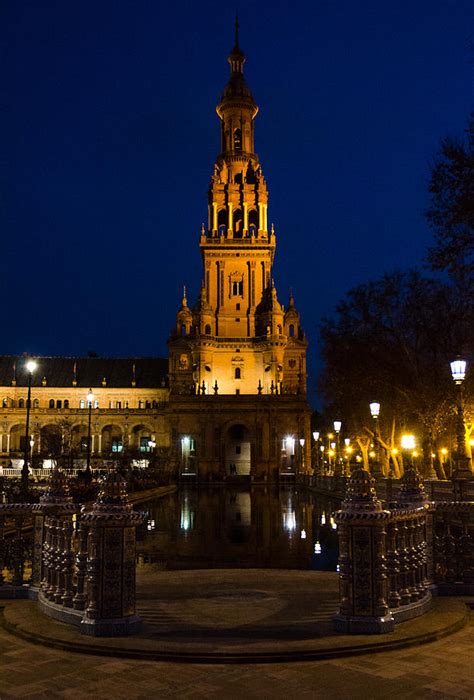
[300,529,306,539]
[314,541,322,554]
[283,510,296,532]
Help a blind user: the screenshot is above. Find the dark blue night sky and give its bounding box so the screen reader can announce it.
[1,1,472,405]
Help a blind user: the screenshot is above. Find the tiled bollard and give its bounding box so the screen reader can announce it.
[333,468,394,633]
[80,471,144,636]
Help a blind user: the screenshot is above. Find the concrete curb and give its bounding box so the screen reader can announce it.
[0,601,469,665]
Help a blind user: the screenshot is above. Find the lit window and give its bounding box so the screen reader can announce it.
[79,400,85,409]
[140,437,151,453]
[112,440,123,453]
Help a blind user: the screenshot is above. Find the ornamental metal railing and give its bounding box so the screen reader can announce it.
[0,469,143,636]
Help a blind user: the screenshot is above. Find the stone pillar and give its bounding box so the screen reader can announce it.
[334,468,394,633]
[80,471,144,636]
[32,467,75,593]
[396,466,430,600]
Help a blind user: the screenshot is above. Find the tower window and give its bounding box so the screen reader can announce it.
[233,128,242,151]
[289,324,295,337]
[232,280,244,296]
[218,209,227,236]
[181,324,187,336]
[235,367,241,379]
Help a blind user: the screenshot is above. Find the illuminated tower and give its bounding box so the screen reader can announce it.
[169,24,307,399]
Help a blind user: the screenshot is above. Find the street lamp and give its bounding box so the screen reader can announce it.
[333,421,342,475]
[312,431,320,474]
[369,401,383,477]
[401,434,416,472]
[85,389,94,479]
[450,358,472,479]
[299,437,305,473]
[21,359,37,496]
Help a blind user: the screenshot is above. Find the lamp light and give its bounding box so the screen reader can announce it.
[369,401,380,418]
[401,434,416,451]
[333,421,342,433]
[450,359,467,384]
[26,359,37,374]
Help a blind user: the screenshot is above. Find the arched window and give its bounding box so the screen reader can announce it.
[49,399,55,408]
[152,400,157,409]
[218,209,227,236]
[145,401,151,409]
[19,398,25,408]
[2,398,7,408]
[138,400,144,409]
[235,367,241,379]
[289,324,295,337]
[64,399,69,409]
[233,128,242,151]
[232,280,244,296]
[248,209,258,235]
[233,209,243,238]
[79,400,85,409]
[181,324,187,336]
[205,324,211,335]
[56,400,62,409]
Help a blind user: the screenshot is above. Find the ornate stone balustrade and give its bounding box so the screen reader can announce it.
[334,466,432,633]
[0,467,144,636]
[432,501,474,595]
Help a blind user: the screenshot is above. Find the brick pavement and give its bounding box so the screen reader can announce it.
[0,611,473,698]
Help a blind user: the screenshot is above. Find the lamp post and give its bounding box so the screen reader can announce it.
[450,359,472,480]
[401,434,416,473]
[343,437,351,476]
[333,420,342,475]
[312,431,320,474]
[86,389,94,479]
[369,401,383,478]
[21,359,37,497]
[299,437,305,473]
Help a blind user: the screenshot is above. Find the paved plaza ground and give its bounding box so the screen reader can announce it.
[1,569,473,698]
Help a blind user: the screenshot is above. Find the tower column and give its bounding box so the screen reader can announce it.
[258,203,264,235]
[243,203,248,233]
[228,202,233,237]
[212,203,217,234]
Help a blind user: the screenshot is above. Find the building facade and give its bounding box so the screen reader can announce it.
[0,32,311,481]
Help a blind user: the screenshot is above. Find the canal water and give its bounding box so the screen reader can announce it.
[136,487,339,571]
